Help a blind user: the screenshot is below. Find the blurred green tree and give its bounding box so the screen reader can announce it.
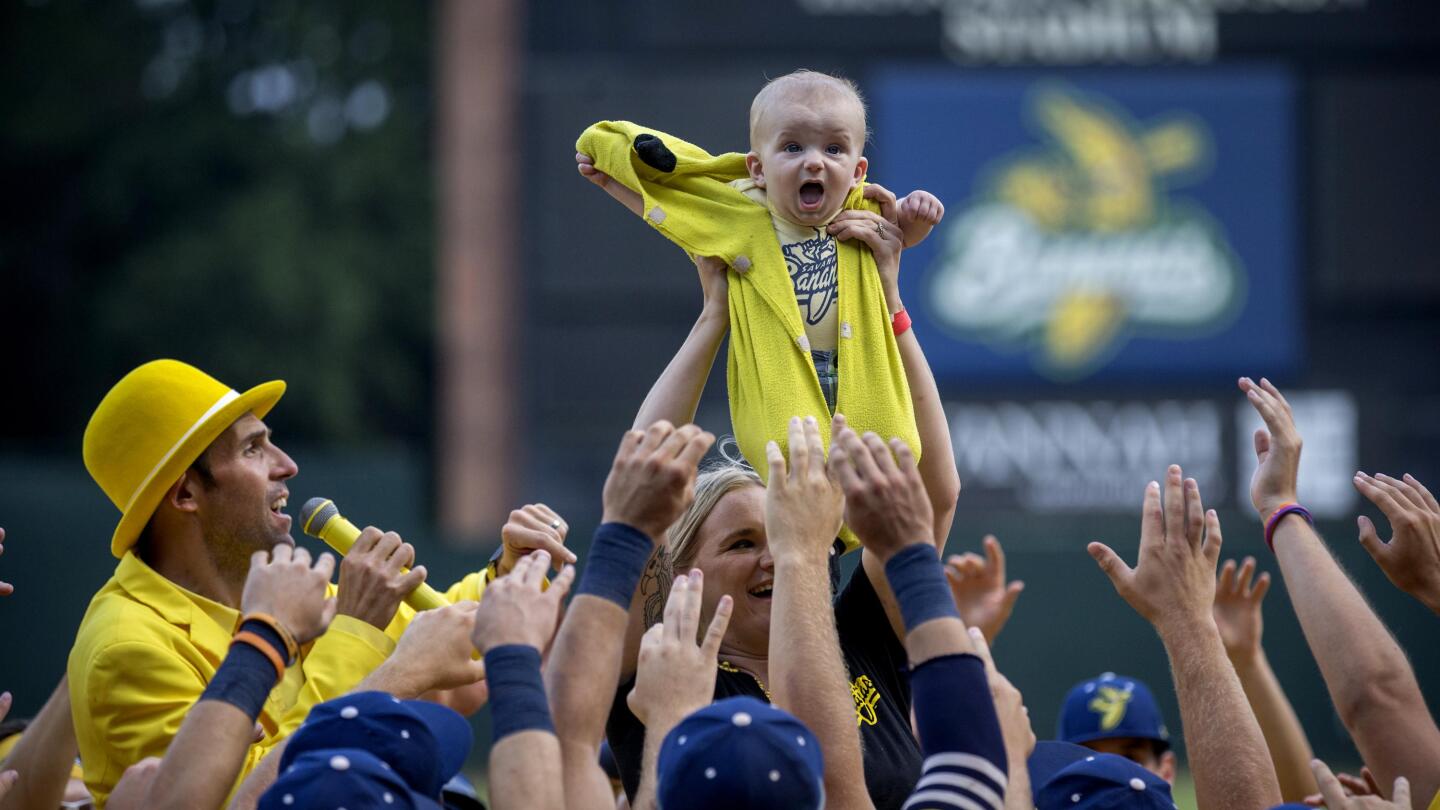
[0,0,435,448]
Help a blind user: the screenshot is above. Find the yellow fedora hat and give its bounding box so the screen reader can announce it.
[84,359,285,558]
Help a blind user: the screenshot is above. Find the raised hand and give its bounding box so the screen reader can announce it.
[626,570,732,728]
[899,190,945,228]
[601,420,715,543]
[241,545,338,646]
[499,504,576,575]
[827,413,935,561]
[576,150,643,215]
[1213,557,1272,662]
[334,527,428,630]
[382,601,487,695]
[1305,766,1383,806]
[1352,472,1440,615]
[946,535,1025,643]
[1239,377,1302,521]
[472,550,576,656]
[1088,465,1223,635]
[1310,760,1409,810]
[764,416,845,564]
[0,527,11,596]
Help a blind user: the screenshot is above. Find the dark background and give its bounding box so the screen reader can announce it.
[3,0,1439,790]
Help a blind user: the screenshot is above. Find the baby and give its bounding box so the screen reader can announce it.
[576,71,944,545]
[579,71,942,413]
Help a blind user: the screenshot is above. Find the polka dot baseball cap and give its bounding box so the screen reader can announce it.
[259,748,444,810]
[1029,741,1176,810]
[656,696,824,810]
[279,691,472,799]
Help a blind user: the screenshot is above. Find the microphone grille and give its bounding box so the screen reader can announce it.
[300,498,338,538]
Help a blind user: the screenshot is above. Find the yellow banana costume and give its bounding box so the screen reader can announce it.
[578,121,920,549]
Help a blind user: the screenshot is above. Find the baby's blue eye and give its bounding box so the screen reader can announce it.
[826,144,841,155]
[785,143,802,154]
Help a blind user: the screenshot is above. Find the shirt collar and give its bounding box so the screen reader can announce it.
[113,551,241,645]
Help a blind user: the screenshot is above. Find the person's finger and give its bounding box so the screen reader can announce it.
[967,626,997,676]
[512,525,576,569]
[804,416,826,479]
[1162,465,1185,546]
[1368,473,1422,514]
[787,416,807,480]
[1356,515,1390,564]
[1001,581,1025,612]
[521,550,551,588]
[766,440,788,489]
[251,549,270,572]
[1309,759,1347,808]
[1243,380,1290,436]
[1402,473,1440,512]
[1300,793,1323,807]
[827,438,863,492]
[1184,477,1205,552]
[839,427,882,482]
[638,420,676,455]
[657,423,701,462]
[863,432,898,479]
[1203,509,1224,563]
[677,569,703,644]
[397,565,428,595]
[1236,556,1257,594]
[700,594,733,658]
[1087,542,1134,590]
[1253,428,1272,464]
[314,551,337,582]
[1259,377,1294,416]
[827,218,883,252]
[0,691,12,724]
[1218,558,1237,595]
[1376,473,1430,512]
[1391,775,1410,807]
[575,151,594,166]
[1335,771,1371,795]
[613,428,644,467]
[369,530,401,562]
[639,622,664,651]
[548,564,576,601]
[890,436,920,480]
[676,429,716,470]
[386,541,417,572]
[1250,571,1271,604]
[862,183,899,223]
[531,504,569,538]
[291,545,312,568]
[353,526,383,555]
[983,535,1006,582]
[663,575,688,642]
[1355,473,1409,519]
[271,543,293,565]
[1139,480,1163,551]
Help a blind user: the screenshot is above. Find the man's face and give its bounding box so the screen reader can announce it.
[746,92,867,227]
[1082,737,1177,783]
[192,413,298,570]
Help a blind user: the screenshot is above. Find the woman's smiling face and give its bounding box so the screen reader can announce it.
[686,485,774,658]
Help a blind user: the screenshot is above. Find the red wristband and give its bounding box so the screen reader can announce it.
[892,308,912,336]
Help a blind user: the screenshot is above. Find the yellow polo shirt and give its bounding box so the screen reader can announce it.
[68,551,488,808]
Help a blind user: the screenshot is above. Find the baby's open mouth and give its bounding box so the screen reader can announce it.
[799,181,824,208]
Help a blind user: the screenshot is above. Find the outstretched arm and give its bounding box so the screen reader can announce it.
[0,678,77,810]
[1089,465,1282,810]
[1212,556,1318,801]
[1240,376,1440,806]
[632,256,729,432]
[1353,472,1440,616]
[546,422,714,810]
[766,416,873,810]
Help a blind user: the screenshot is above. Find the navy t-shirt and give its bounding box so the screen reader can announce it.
[606,557,923,810]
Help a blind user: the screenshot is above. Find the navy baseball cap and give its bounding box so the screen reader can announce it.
[1032,745,1176,810]
[657,697,824,810]
[281,691,473,799]
[261,749,444,810]
[1058,673,1170,750]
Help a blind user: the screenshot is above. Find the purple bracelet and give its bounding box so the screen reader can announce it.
[1264,502,1314,551]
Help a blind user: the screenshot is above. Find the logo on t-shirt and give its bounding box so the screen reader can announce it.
[783,232,839,326]
[851,674,881,727]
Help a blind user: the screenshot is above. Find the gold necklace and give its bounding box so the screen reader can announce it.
[717,659,772,702]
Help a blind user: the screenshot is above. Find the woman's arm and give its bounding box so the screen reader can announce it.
[632,256,729,431]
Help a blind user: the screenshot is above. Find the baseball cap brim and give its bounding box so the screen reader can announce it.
[1028,741,1095,803]
[403,699,473,787]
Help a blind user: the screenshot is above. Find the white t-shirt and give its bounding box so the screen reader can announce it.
[732,179,839,353]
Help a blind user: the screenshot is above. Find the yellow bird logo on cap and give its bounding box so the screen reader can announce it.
[1089,685,1134,731]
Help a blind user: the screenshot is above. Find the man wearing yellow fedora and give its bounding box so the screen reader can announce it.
[67,359,496,807]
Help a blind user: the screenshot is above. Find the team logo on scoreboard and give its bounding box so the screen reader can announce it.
[927,86,1244,379]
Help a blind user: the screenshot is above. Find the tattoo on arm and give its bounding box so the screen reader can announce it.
[640,549,672,629]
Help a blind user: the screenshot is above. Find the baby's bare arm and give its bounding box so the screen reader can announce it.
[576,152,644,216]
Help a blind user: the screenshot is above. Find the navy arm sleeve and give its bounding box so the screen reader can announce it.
[903,653,1008,810]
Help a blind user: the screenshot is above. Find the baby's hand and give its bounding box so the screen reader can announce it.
[576,151,612,188]
[577,151,644,216]
[897,190,945,247]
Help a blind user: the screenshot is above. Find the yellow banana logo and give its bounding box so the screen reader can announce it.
[1089,685,1135,731]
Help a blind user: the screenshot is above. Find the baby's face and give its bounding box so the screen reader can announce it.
[746,94,867,227]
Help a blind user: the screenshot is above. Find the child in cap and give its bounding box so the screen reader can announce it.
[576,71,944,547]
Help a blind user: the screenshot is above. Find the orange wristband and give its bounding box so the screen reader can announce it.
[242,612,299,663]
[892,308,912,336]
[232,631,287,682]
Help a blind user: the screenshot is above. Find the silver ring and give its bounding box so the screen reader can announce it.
[549,520,561,530]
[875,222,886,236]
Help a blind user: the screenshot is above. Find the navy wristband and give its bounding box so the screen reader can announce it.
[910,653,1007,772]
[575,522,654,609]
[200,641,278,721]
[884,544,960,633]
[485,645,554,742]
